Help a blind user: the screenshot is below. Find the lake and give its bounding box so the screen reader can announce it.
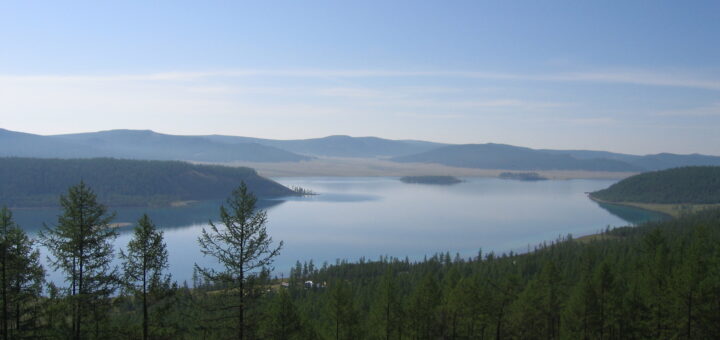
[12,177,666,285]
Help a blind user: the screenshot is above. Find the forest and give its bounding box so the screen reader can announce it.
[1,181,720,339]
[0,157,294,207]
[591,166,720,204]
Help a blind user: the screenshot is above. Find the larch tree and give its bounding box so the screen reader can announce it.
[120,214,171,340]
[0,207,44,340]
[39,182,118,340]
[195,182,283,340]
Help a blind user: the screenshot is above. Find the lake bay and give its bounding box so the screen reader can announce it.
[13,177,665,284]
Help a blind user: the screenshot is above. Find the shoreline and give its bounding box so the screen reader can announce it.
[214,158,637,180]
[588,195,720,218]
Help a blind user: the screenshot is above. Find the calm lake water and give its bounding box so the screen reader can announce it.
[13,177,666,285]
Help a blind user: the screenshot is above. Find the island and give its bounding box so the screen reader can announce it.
[399,175,462,185]
[589,166,720,217]
[498,172,548,181]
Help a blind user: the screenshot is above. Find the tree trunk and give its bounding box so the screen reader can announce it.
[143,273,148,340]
[2,245,7,340]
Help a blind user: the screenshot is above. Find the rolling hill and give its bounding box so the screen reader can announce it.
[391,143,644,172]
[0,129,311,163]
[590,166,720,204]
[0,157,297,207]
[3,128,720,172]
[204,134,446,158]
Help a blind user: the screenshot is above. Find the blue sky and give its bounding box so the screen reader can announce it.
[1,1,719,154]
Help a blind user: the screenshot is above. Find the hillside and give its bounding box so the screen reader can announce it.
[590,166,720,204]
[392,143,643,172]
[111,208,720,338]
[0,157,296,207]
[542,149,720,171]
[205,134,446,158]
[0,129,311,163]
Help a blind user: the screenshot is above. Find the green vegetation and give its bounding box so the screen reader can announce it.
[3,181,720,338]
[195,183,282,339]
[0,157,296,207]
[591,166,720,204]
[400,175,462,185]
[499,172,548,181]
[38,182,118,339]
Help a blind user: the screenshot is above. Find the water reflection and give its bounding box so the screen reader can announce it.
[10,177,662,285]
[593,201,669,224]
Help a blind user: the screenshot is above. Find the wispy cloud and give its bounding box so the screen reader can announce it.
[655,103,720,116]
[1,68,718,90]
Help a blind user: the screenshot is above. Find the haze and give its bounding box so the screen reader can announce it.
[1,1,719,155]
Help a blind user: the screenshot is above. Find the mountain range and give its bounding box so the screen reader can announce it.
[2,128,720,172]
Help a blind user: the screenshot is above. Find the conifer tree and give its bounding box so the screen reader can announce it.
[39,182,118,340]
[120,214,171,340]
[265,289,301,339]
[0,207,44,339]
[370,268,401,340]
[195,182,283,340]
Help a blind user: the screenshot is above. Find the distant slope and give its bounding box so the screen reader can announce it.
[542,149,720,171]
[0,128,108,158]
[52,130,312,162]
[391,144,643,172]
[205,134,446,158]
[0,158,296,207]
[590,166,720,204]
[0,129,311,163]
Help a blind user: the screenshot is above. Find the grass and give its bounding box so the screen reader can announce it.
[588,196,720,218]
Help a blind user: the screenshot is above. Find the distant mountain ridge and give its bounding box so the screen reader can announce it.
[203,134,446,158]
[0,129,311,163]
[2,128,720,172]
[392,144,720,172]
[391,144,644,172]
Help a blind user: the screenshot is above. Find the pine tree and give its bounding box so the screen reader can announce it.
[39,182,118,340]
[195,182,283,340]
[0,207,44,339]
[120,214,171,340]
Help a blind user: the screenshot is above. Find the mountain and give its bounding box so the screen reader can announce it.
[542,149,720,171]
[0,128,107,158]
[204,134,446,158]
[590,166,720,204]
[391,143,644,172]
[0,157,296,207]
[0,129,311,162]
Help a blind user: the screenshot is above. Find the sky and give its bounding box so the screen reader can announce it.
[1,1,719,155]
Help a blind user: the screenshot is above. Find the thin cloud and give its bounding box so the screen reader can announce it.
[655,103,720,117]
[1,68,718,90]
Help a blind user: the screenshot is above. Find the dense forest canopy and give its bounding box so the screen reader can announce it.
[591,166,720,204]
[0,157,295,207]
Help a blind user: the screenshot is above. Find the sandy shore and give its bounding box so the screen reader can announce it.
[210,157,637,180]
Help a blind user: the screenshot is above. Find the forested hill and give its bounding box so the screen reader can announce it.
[264,208,720,339]
[0,158,296,207]
[591,166,720,204]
